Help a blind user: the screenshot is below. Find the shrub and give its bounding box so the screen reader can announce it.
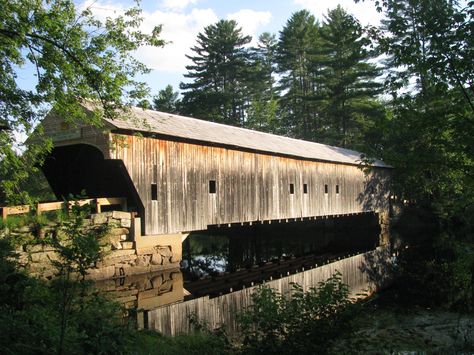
[238,271,360,354]
[394,234,474,311]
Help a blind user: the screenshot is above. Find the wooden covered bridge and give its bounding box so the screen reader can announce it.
[40,103,391,238]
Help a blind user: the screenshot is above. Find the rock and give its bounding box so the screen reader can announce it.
[120,218,131,228]
[157,246,173,257]
[30,251,59,263]
[109,228,130,236]
[136,255,151,267]
[106,249,136,258]
[92,213,108,225]
[111,240,122,250]
[150,275,164,288]
[112,211,132,219]
[121,241,134,249]
[150,253,163,265]
[136,247,156,255]
[25,244,55,253]
[119,234,128,241]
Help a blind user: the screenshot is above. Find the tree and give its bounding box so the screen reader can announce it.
[180,19,251,125]
[153,84,181,113]
[0,0,164,205]
[276,10,321,140]
[318,6,383,149]
[246,32,279,133]
[363,0,474,224]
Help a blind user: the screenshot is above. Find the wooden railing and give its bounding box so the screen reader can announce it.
[1,197,127,220]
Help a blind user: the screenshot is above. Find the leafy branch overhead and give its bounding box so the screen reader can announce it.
[0,0,165,205]
[0,0,164,130]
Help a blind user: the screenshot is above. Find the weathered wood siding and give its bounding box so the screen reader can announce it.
[111,134,390,235]
[146,246,392,336]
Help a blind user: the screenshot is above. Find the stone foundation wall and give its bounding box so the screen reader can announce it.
[1,211,184,280]
[94,269,184,310]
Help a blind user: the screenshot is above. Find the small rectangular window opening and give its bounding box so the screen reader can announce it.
[151,183,158,201]
[324,184,328,194]
[336,185,340,194]
[303,183,308,194]
[289,183,295,194]
[209,180,216,194]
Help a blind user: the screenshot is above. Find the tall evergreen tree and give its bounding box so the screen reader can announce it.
[276,10,321,140]
[246,32,279,133]
[318,6,383,148]
[180,20,251,125]
[153,85,180,113]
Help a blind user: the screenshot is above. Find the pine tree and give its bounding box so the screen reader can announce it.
[153,85,180,113]
[318,6,383,148]
[180,20,251,125]
[246,32,279,133]
[276,10,321,140]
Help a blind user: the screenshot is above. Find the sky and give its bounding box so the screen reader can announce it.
[79,0,385,96]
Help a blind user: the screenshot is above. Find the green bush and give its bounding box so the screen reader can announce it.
[394,235,474,311]
[238,272,360,354]
[0,202,130,355]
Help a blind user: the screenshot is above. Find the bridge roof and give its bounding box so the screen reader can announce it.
[97,105,389,168]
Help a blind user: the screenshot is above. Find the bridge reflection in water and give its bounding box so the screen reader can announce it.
[94,212,389,335]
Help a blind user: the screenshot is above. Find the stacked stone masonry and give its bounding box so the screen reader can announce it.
[1,211,183,280]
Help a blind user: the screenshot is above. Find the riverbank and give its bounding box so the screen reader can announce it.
[332,293,474,354]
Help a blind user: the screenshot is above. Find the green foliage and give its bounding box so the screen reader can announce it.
[0,0,164,205]
[45,201,108,280]
[318,6,384,149]
[0,204,130,354]
[245,33,279,133]
[276,10,320,141]
[180,19,252,125]
[238,272,360,354]
[394,235,474,311]
[153,84,181,114]
[361,0,474,225]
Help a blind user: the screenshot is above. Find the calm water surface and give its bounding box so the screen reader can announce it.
[94,213,380,315]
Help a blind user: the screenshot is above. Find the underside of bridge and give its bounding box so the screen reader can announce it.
[41,144,143,215]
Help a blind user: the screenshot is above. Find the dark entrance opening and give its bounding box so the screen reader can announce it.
[42,144,143,214]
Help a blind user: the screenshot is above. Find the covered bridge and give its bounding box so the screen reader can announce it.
[41,103,391,236]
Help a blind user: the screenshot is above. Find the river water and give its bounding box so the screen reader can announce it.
[94,213,381,323]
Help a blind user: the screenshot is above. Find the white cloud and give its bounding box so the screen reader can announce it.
[160,0,200,11]
[227,9,272,44]
[293,0,383,26]
[136,8,219,72]
[79,1,218,73]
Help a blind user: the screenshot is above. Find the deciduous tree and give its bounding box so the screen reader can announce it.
[0,0,164,204]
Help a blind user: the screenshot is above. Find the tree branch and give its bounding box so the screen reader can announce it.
[0,27,111,115]
[447,56,474,113]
